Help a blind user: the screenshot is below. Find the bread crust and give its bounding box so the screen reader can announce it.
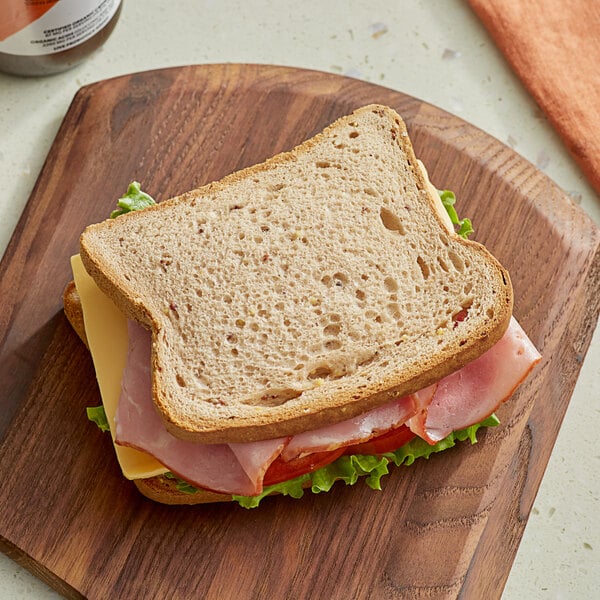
[133,475,232,505]
[63,281,88,347]
[79,104,513,444]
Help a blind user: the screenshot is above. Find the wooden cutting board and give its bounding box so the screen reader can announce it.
[0,64,598,600]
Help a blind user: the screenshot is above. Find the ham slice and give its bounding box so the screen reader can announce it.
[408,317,541,443]
[281,387,435,461]
[229,438,288,490]
[115,321,277,496]
[114,316,540,495]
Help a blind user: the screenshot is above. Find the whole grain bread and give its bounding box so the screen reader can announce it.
[79,104,513,444]
[134,476,232,505]
[63,280,88,347]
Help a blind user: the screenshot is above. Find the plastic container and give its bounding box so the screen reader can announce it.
[0,0,122,77]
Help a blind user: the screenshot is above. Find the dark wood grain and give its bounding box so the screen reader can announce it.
[0,64,598,600]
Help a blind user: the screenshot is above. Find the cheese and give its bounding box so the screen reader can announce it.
[416,159,455,234]
[71,254,167,480]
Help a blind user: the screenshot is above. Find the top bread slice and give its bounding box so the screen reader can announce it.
[79,104,513,444]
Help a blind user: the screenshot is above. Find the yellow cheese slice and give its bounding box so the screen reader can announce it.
[416,159,455,234]
[71,254,167,480]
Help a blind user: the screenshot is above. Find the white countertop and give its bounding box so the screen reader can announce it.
[1,1,598,598]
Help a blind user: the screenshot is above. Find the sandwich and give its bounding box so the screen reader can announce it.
[64,104,541,507]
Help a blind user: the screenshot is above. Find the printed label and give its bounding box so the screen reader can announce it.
[0,0,121,56]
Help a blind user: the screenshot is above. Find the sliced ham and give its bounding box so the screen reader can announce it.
[407,317,541,443]
[114,316,540,495]
[115,321,275,496]
[280,387,435,461]
[229,437,288,490]
[412,384,438,412]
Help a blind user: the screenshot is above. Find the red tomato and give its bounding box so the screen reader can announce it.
[342,425,416,456]
[453,308,468,327]
[262,425,417,485]
[263,447,345,486]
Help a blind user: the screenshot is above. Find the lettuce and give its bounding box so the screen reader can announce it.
[163,472,202,494]
[110,181,156,218]
[86,405,110,432]
[230,414,500,508]
[89,411,500,507]
[386,413,500,466]
[439,189,473,239]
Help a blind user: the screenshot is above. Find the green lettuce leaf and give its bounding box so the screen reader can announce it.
[110,181,156,218]
[91,413,499,507]
[439,189,474,239]
[86,405,110,432]
[163,472,202,495]
[230,414,500,508]
[385,413,500,467]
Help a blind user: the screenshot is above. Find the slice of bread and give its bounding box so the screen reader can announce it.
[134,476,232,505]
[63,280,88,347]
[79,104,513,444]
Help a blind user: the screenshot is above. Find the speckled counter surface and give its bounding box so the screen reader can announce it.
[1,1,598,598]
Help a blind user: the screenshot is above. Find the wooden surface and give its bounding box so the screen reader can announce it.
[0,64,598,600]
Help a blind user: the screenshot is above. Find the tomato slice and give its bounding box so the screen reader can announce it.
[263,447,346,486]
[453,308,469,327]
[342,425,416,456]
[262,425,417,486]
